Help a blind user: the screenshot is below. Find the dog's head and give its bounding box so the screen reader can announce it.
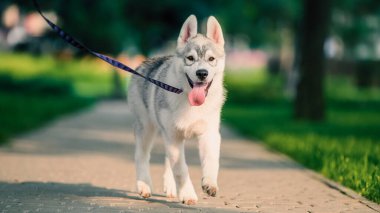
[175,15,225,106]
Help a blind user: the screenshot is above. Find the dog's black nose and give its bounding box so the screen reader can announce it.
[196,69,208,81]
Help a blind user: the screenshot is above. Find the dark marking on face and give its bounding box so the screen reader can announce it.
[180,41,223,63]
[183,43,208,59]
[198,45,214,59]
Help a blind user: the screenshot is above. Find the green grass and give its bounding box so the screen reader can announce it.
[0,92,94,143]
[222,70,380,203]
[0,52,121,97]
[0,52,123,144]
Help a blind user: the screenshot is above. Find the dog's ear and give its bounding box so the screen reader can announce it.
[178,15,197,47]
[206,16,224,47]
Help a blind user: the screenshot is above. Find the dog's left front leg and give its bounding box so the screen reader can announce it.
[198,130,221,197]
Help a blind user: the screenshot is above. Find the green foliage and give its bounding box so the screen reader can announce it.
[0,74,73,96]
[223,71,380,203]
[8,0,303,53]
[0,52,117,97]
[333,0,380,50]
[0,92,93,144]
[120,0,214,54]
[217,0,302,47]
[56,1,127,55]
[225,69,284,103]
[0,52,120,144]
[5,0,379,54]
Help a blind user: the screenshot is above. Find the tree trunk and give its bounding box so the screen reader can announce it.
[294,0,332,121]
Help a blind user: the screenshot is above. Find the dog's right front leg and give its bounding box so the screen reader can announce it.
[163,156,177,198]
[165,137,198,205]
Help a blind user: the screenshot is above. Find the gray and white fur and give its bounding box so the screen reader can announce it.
[128,15,226,205]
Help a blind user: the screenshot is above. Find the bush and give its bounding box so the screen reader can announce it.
[0,74,73,96]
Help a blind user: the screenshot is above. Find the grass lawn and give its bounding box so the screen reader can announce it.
[222,70,380,203]
[0,92,93,143]
[0,52,121,97]
[0,52,124,144]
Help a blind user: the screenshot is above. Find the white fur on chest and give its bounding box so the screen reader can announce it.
[173,96,221,139]
[176,108,208,138]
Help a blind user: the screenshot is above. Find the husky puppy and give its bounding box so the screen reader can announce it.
[128,15,225,205]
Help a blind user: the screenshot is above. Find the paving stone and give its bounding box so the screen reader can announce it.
[0,101,379,213]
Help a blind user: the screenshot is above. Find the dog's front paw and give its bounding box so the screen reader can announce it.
[179,185,198,205]
[137,180,152,198]
[181,193,198,205]
[182,197,198,205]
[202,177,218,197]
[202,184,218,197]
[164,179,177,198]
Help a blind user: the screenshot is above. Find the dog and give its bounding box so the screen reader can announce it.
[127,14,225,205]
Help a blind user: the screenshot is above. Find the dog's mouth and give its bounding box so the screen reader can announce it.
[185,73,213,106]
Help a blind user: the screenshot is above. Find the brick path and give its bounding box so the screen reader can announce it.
[0,101,379,212]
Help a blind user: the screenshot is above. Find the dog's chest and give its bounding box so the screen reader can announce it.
[174,107,211,138]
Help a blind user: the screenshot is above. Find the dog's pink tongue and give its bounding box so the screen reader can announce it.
[188,84,207,106]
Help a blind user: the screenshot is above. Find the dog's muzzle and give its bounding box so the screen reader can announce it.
[185,73,213,106]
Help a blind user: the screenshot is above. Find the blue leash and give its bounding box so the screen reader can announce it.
[32,0,183,94]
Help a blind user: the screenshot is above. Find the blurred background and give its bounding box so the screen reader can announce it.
[0,0,379,204]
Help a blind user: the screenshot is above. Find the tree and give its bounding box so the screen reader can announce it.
[332,0,380,88]
[56,1,127,55]
[294,0,332,121]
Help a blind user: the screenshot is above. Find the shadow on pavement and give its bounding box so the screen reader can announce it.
[0,181,197,212]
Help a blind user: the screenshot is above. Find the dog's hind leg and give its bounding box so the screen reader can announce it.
[163,156,177,198]
[134,120,156,198]
[164,132,198,205]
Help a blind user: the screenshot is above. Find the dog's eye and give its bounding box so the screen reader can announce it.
[208,57,215,62]
[187,56,194,61]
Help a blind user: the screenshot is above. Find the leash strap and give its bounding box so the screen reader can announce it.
[32,0,183,94]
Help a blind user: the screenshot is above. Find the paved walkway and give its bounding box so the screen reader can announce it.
[0,101,379,213]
